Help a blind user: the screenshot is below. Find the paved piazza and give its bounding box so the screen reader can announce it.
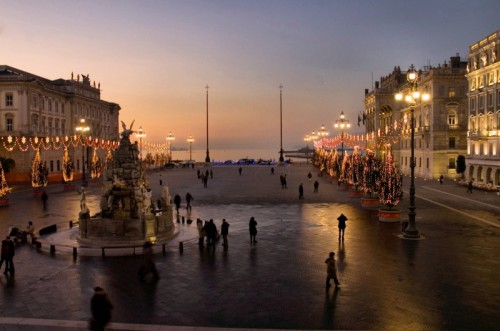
[0,163,499,330]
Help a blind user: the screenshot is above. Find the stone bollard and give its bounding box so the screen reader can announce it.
[50,244,56,255]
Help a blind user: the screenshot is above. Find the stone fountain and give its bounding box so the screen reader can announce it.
[78,121,174,244]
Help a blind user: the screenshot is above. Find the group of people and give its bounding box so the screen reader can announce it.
[197,169,213,188]
[173,192,194,213]
[1,221,37,275]
[196,218,231,248]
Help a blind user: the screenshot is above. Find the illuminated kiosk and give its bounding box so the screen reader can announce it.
[79,122,174,245]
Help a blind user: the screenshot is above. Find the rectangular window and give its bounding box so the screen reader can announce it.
[57,160,61,172]
[488,93,493,108]
[48,100,52,112]
[448,114,456,125]
[61,103,65,114]
[6,118,13,131]
[470,98,476,111]
[449,158,456,169]
[61,120,66,135]
[448,87,455,98]
[479,95,485,109]
[449,137,456,148]
[5,93,13,106]
[50,160,54,172]
[426,158,429,169]
[419,157,421,168]
[31,94,38,108]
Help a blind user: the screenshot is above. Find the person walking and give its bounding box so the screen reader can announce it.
[337,213,348,241]
[159,174,163,186]
[439,175,444,184]
[2,236,15,274]
[206,219,218,246]
[138,241,159,281]
[271,167,274,175]
[307,172,312,181]
[467,180,473,193]
[221,219,229,247]
[196,219,205,249]
[41,190,48,210]
[314,180,319,193]
[249,216,258,245]
[173,194,181,214]
[325,252,340,288]
[238,167,242,176]
[90,286,114,331]
[299,183,304,199]
[0,237,10,273]
[186,192,193,210]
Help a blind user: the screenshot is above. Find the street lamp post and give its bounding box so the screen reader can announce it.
[205,85,211,163]
[187,135,195,162]
[279,84,284,163]
[135,126,146,161]
[395,64,429,239]
[334,111,351,160]
[304,134,312,163]
[166,131,175,163]
[75,118,90,187]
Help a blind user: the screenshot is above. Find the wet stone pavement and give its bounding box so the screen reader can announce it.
[0,164,499,330]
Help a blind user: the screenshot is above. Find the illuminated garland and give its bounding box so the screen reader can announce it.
[0,135,119,153]
[62,148,74,183]
[0,160,11,197]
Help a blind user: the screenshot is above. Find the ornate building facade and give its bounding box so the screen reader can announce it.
[465,30,500,186]
[364,55,468,180]
[0,65,120,183]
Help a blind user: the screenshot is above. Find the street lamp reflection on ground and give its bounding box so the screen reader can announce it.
[166,131,175,163]
[75,118,90,187]
[135,126,146,161]
[334,111,351,160]
[395,64,429,239]
[187,135,195,162]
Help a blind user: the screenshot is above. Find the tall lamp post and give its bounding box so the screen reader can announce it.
[205,85,211,163]
[166,131,175,163]
[135,126,146,161]
[75,118,90,187]
[334,111,351,160]
[317,124,329,139]
[304,134,312,163]
[279,84,284,163]
[187,135,195,162]
[395,64,429,239]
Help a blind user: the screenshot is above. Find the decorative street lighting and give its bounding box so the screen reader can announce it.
[135,126,146,161]
[317,124,329,138]
[395,64,429,239]
[334,111,351,160]
[75,118,90,187]
[166,131,175,163]
[187,135,195,162]
[304,134,312,163]
[279,84,285,163]
[205,85,211,163]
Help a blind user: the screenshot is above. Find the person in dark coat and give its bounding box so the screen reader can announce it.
[325,252,340,288]
[173,194,181,214]
[0,237,11,273]
[299,183,304,199]
[221,219,230,247]
[41,190,48,210]
[467,180,473,193]
[186,192,193,210]
[138,241,159,281]
[337,213,348,241]
[249,216,258,244]
[205,219,217,246]
[238,167,242,176]
[314,180,319,193]
[90,286,114,331]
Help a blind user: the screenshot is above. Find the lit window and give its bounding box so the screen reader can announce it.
[448,113,456,125]
[448,158,456,169]
[448,88,455,98]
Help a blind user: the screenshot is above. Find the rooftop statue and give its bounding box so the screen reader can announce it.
[120,120,135,139]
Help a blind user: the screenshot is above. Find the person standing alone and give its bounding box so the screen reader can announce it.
[221,219,230,247]
[325,252,340,288]
[299,183,304,199]
[337,213,347,241]
[90,286,114,331]
[249,216,257,245]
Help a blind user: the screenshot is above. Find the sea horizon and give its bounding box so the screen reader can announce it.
[171,148,308,163]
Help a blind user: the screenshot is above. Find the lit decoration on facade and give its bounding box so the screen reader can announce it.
[31,149,48,188]
[62,148,74,183]
[91,149,103,179]
[0,160,11,197]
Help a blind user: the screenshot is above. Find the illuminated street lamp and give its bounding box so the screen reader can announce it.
[395,64,430,239]
[317,124,329,138]
[75,118,90,187]
[304,134,312,163]
[334,111,351,159]
[187,135,195,162]
[135,126,146,160]
[166,131,175,163]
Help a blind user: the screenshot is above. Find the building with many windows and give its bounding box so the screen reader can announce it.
[364,55,468,180]
[0,65,120,183]
[465,30,500,187]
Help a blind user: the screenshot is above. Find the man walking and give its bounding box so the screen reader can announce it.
[299,183,304,199]
[467,180,473,193]
[337,213,348,241]
[90,286,114,331]
[325,252,340,288]
[41,190,48,210]
[313,180,319,193]
[186,192,193,210]
[221,219,229,247]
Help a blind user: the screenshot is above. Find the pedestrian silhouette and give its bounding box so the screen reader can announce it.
[467,180,473,193]
[41,190,48,210]
[90,286,114,331]
[325,252,340,288]
[137,241,159,281]
[337,213,347,241]
[314,180,319,193]
[173,194,181,214]
[249,216,258,244]
[159,174,163,186]
[221,219,230,247]
[299,183,304,199]
[238,167,242,176]
[186,192,193,210]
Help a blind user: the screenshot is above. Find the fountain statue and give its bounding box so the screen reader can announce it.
[79,121,174,244]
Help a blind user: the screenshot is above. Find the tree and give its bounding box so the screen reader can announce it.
[31,149,48,188]
[361,150,380,197]
[62,148,74,183]
[0,160,11,197]
[456,155,466,178]
[378,151,402,209]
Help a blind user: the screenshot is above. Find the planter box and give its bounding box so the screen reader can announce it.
[63,183,76,191]
[348,189,363,197]
[0,197,9,207]
[361,197,379,209]
[33,188,45,197]
[338,183,350,191]
[378,208,401,222]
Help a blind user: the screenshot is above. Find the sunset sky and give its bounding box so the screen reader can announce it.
[2,0,499,151]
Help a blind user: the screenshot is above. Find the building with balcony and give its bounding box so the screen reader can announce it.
[465,30,500,186]
[0,65,120,183]
[364,55,468,180]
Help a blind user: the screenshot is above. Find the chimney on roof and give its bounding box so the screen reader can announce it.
[450,53,461,68]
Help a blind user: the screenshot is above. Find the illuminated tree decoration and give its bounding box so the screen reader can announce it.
[378,151,402,209]
[31,149,48,188]
[144,152,154,168]
[62,148,74,183]
[339,152,351,184]
[0,160,12,197]
[361,150,381,197]
[105,149,113,167]
[349,147,363,188]
[90,149,103,179]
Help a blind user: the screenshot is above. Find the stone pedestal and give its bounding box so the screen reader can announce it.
[63,183,76,191]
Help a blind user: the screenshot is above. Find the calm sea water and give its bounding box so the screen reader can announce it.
[171,148,305,163]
